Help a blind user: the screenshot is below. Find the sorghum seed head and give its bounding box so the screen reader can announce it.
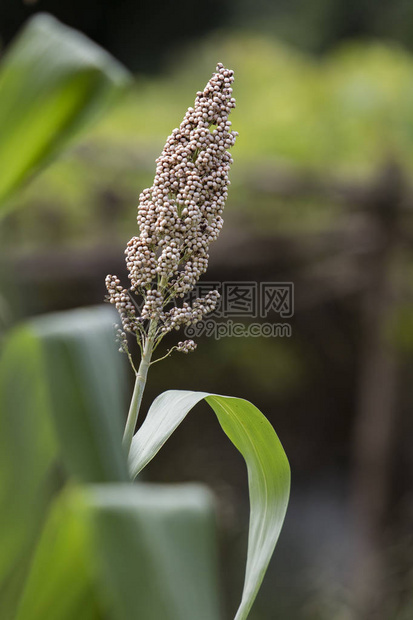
[106,64,236,355]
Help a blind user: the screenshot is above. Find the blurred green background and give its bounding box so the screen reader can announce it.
[2,2,413,619]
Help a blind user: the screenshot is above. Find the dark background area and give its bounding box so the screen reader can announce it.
[3,0,413,72]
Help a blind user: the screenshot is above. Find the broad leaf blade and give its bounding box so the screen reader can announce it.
[0,306,129,616]
[15,486,104,620]
[88,483,221,620]
[30,306,129,483]
[0,327,56,601]
[17,483,221,620]
[129,390,290,620]
[0,13,131,212]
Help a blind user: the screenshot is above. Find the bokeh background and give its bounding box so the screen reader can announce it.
[2,1,413,618]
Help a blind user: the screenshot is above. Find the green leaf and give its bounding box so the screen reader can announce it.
[15,485,104,620]
[0,306,128,616]
[0,13,131,213]
[129,390,290,620]
[17,483,221,620]
[29,306,129,483]
[0,326,56,603]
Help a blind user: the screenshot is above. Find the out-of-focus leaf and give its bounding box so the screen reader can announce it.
[0,306,128,617]
[29,306,129,483]
[0,327,56,606]
[0,13,131,213]
[16,483,221,620]
[89,483,221,620]
[129,390,290,620]
[14,485,102,620]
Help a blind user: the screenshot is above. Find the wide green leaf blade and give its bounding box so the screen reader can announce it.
[0,13,131,212]
[29,306,129,483]
[17,483,221,620]
[88,483,221,620]
[0,305,129,616]
[15,485,105,620]
[0,326,56,610]
[129,390,290,620]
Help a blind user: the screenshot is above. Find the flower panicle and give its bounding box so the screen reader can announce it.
[106,63,236,357]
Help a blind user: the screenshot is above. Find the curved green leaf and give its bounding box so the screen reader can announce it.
[17,483,221,620]
[129,390,290,620]
[0,13,131,213]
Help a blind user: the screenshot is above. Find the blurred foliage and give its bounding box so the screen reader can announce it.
[0,306,124,616]
[0,306,222,620]
[68,33,413,170]
[16,483,219,620]
[0,13,131,216]
[3,33,413,250]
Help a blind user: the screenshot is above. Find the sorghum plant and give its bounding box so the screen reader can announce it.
[106,63,237,450]
[106,64,290,620]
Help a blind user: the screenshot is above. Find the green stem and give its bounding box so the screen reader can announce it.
[123,276,169,455]
[122,324,156,454]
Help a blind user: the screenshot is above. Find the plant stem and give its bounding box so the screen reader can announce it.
[122,322,156,454]
[122,276,168,455]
